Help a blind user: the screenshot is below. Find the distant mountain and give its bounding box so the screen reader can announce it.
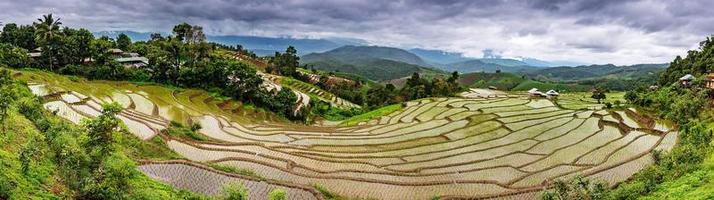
[302,46,438,81]
[208,36,367,56]
[478,58,530,67]
[408,48,471,64]
[439,59,539,73]
[457,72,593,92]
[94,31,367,56]
[94,31,156,41]
[304,45,428,65]
[527,63,669,81]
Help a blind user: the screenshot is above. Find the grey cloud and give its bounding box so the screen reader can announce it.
[0,0,712,64]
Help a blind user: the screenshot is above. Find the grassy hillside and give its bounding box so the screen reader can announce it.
[305,58,440,81]
[527,63,667,81]
[302,45,428,66]
[457,72,525,90]
[441,59,538,73]
[457,72,592,92]
[639,154,714,200]
[301,45,442,81]
[0,70,204,199]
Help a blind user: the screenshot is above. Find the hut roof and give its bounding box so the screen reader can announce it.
[679,74,695,81]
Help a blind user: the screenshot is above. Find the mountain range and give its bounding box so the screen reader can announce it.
[95,31,665,86]
[94,31,367,56]
[301,46,440,81]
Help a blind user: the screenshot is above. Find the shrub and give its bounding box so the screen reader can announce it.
[268,189,286,200]
[220,182,248,200]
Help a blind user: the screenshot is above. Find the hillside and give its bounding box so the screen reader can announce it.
[301,46,439,81]
[527,63,668,81]
[457,72,592,92]
[0,69,204,199]
[407,48,470,64]
[303,45,428,66]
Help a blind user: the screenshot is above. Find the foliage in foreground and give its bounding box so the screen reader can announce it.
[541,175,608,200]
[0,68,207,199]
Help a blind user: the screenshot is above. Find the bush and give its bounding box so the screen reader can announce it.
[220,183,248,200]
[268,189,286,200]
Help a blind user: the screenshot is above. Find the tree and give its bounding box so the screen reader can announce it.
[186,25,206,44]
[447,71,459,83]
[0,43,30,68]
[115,33,132,51]
[90,37,114,65]
[172,22,192,42]
[60,28,93,65]
[0,23,36,49]
[34,14,63,70]
[84,102,123,160]
[590,88,606,104]
[149,33,164,42]
[270,46,299,77]
[225,61,264,101]
[541,175,608,200]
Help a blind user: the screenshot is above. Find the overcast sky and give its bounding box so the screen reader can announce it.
[1,0,713,65]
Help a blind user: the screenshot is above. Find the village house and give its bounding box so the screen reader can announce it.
[28,47,42,58]
[545,90,559,99]
[680,74,694,86]
[704,73,714,89]
[115,57,149,68]
[528,88,546,97]
[109,48,124,58]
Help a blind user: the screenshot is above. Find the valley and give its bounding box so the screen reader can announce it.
[13,69,676,199]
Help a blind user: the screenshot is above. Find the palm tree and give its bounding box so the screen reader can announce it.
[34,14,62,70]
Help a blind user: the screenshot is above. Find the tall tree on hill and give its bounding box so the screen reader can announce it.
[61,28,94,65]
[34,14,63,70]
[186,25,206,45]
[0,23,36,50]
[115,33,131,51]
[172,22,192,42]
[270,46,299,77]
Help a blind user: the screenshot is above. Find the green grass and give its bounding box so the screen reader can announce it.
[0,70,207,199]
[166,121,212,142]
[639,153,714,200]
[208,163,264,180]
[340,104,402,126]
[0,112,65,199]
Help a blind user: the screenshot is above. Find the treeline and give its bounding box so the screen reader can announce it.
[0,14,304,120]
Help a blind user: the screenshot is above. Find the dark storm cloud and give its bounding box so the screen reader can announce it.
[0,0,712,64]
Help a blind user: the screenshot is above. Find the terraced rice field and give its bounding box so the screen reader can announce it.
[16,70,678,200]
[279,77,361,109]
